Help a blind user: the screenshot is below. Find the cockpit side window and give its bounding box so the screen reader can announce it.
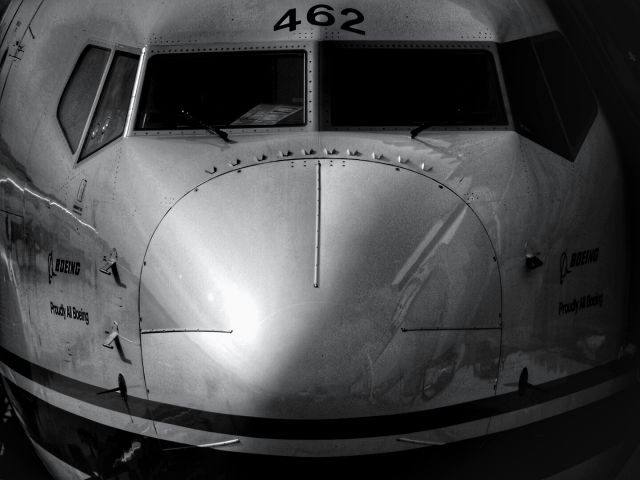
[499,32,597,161]
[533,33,597,156]
[79,51,140,161]
[57,46,110,153]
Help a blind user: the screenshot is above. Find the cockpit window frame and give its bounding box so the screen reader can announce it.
[56,43,111,155]
[129,42,313,138]
[319,40,514,133]
[57,39,141,167]
[499,31,598,161]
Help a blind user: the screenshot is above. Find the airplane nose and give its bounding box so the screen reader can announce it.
[139,159,501,426]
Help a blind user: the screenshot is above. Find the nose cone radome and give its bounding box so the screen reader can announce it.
[140,160,501,420]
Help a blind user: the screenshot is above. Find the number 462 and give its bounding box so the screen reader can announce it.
[274,5,365,35]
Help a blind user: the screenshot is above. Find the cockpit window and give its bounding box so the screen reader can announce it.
[80,51,140,160]
[135,51,305,130]
[499,32,596,161]
[58,46,110,153]
[326,46,507,127]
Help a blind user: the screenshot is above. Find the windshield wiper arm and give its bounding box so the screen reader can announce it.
[410,110,467,139]
[179,109,233,143]
[410,120,469,139]
[410,122,433,139]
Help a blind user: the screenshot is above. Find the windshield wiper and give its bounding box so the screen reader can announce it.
[410,122,434,139]
[410,110,467,139]
[179,109,233,143]
[410,120,469,139]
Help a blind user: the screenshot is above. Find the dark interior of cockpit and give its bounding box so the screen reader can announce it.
[135,51,306,130]
[135,45,510,132]
[325,46,507,127]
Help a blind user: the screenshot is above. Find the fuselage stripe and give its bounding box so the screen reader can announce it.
[7,379,640,480]
[0,345,634,440]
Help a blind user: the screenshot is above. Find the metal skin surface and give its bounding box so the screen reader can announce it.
[140,155,502,455]
[0,0,636,478]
